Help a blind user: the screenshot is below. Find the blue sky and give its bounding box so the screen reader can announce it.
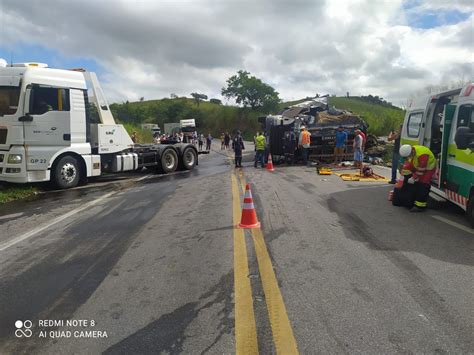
[0,43,102,74]
[405,9,470,29]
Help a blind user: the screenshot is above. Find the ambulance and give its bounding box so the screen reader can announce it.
[400,84,474,226]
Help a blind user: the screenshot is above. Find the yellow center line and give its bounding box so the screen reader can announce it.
[237,171,299,354]
[251,228,299,354]
[232,173,259,354]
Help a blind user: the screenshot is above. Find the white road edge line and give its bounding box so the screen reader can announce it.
[134,170,191,182]
[431,215,474,235]
[0,191,116,252]
[134,174,153,182]
[0,212,24,221]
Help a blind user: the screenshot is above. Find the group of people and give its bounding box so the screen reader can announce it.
[220,132,232,150]
[281,125,368,168]
[228,130,266,168]
[197,133,213,152]
[234,125,435,214]
[333,126,366,167]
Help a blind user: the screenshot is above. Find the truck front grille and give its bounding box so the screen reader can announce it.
[0,128,6,144]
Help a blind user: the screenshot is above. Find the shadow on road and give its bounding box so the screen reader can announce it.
[326,185,473,267]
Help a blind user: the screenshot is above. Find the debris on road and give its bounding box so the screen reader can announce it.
[336,172,389,182]
[317,167,333,175]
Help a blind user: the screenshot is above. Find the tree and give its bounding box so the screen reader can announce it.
[209,98,222,105]
[170,93,178,99]
[140,97,145,102]
[221,70,280,111]
[190,92,208,106]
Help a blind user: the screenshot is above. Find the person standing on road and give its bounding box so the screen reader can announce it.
[298,126,311,166]
[388,125,402,184]
[399,144,436,212]
[334,126,348,163]
[353,130,363,169]
[232,130,245,168]
[220,133,225,150]
[254,132,266,168]
[198,133,204,152]
[206,133,213,151]
[224,132,231,150]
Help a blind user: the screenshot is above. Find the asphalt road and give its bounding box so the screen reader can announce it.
[0,144,473,354]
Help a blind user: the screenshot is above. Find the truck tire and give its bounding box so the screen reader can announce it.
[182,147,197,170]
[468,195,474,228]
[52,155,81,189]
[160,149,178,173]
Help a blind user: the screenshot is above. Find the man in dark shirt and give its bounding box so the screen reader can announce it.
[388,125,402,184]
[232,130,245,168]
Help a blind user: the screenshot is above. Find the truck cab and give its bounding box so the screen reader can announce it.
[0,63,102,185]
[401,84,474,225]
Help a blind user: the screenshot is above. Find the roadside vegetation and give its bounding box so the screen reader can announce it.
[111,95,405,139]
[328,97,405,136]
[110,70,405,139]
[121,122,154,143]
[0,184,38,203]
[111,98,262,141]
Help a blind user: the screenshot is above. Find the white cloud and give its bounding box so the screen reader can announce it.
[0,0,472,107]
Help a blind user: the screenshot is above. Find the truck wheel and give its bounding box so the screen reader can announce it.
[161,149,178,173]
[182,147,197,170]
[468,195,474,228]
[53,156,81,189]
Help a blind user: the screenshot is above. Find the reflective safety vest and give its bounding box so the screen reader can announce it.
[410,145,436,173]
[255,135,266,151]
[301,130,311,146]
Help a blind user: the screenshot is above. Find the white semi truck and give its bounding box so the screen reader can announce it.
[0,62,198,189]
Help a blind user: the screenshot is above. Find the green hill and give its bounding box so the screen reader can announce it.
[328,97,405,136]
[111,96,405,142]
[110,98,262,141]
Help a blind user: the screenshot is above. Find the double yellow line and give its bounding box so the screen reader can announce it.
[232,172,299,355]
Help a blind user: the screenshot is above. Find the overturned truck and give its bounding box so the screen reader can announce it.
[259,97,369,163]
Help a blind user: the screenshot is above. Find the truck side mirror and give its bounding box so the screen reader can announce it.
[454,126,474,150]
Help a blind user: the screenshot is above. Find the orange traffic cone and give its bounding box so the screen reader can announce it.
[238,184,261,229]
[266,153,275,171]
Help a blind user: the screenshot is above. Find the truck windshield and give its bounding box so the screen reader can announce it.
[181,127,195,133]
[0,86,21,116]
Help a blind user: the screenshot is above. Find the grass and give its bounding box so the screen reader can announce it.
[328,97,405,136]
[0,184,38,203]
[121,122,154,143]
[111,98,262,141]
[111,95,405,141]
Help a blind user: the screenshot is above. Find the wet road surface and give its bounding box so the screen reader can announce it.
[0,145,473,354]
